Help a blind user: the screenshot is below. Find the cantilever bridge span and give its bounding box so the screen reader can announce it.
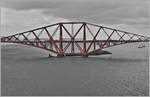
[1,22,150,57]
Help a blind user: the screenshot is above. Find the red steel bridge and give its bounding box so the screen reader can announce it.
[1,22,150,57]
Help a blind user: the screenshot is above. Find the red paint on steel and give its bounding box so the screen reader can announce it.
[1,22,149,57]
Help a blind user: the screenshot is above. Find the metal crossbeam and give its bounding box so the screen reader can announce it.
[1,22,150,57]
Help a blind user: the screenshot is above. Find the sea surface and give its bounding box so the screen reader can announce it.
[1,43,149,96]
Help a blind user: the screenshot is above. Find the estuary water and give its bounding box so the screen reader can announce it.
[1,43,149,96]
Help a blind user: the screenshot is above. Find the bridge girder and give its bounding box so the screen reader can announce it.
[1,22,150,57]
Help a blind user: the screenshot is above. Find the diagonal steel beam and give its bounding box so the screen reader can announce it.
[87,27,101,52]
[44,27,60,53]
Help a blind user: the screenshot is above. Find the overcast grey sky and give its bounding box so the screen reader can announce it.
[1,0,149,36]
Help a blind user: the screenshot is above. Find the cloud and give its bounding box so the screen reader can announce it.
[1,0,67,10]
[41,1,148,24]
[1,8,69,36]
[2,0,147,25]
[1,0,149,36]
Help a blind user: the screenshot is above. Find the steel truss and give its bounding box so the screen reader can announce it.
[1,22,150,57]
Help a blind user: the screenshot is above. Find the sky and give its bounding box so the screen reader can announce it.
[1,0,149,36]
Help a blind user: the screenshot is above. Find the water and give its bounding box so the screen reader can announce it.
[1,43,149,96]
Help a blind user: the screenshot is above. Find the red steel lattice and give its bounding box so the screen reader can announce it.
[1,22,150,57]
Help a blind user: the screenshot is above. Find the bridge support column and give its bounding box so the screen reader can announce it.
[48,54,53,58]
[82,51,88,58]
[82,54,88,58]
[57,54,64,57]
